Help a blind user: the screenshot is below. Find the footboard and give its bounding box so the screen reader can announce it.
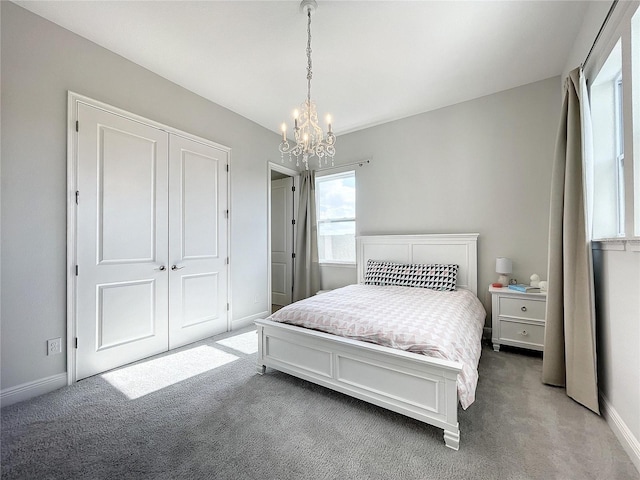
[255,319,463,450]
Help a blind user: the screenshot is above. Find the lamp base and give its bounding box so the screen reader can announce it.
[497,274,509,286]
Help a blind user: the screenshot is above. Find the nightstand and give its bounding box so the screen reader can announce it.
[489,286,547,352]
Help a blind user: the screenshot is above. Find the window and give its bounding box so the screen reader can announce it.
[590,5,640,239]
[591,39,624,238]
[315,171,356,263]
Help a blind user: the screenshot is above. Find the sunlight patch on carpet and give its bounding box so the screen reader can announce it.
[101,345,238,399]
[215,330,258,354]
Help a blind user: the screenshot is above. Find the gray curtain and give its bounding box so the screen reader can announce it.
[542,67,599,414]
[292,170,321,301]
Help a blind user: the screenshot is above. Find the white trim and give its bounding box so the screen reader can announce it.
[600,393,640,473]
[226,151,233,330]
[1,373,67,407]
[66,93,78,385]
[67,91,231,385]
[232,310,270,330]
[319,262,357,269]
[592,239,640,251]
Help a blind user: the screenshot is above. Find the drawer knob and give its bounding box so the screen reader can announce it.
[521,306,527,312]
[520,330,528,336]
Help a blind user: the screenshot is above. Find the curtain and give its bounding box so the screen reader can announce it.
[292,170,321,302]
[542,67,599,414]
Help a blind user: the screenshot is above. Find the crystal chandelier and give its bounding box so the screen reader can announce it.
[279,0,336,170]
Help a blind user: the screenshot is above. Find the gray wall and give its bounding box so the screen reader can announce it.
[593,246,640,453]
[1,2,276,390]
[323,77,561,316]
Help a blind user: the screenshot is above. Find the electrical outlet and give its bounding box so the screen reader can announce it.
[47,338,62,355]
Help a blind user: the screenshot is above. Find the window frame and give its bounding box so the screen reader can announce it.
[315,170,356,266]
[614,72,625,236]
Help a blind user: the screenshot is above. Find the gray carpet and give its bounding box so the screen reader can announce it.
[2,327,638,480]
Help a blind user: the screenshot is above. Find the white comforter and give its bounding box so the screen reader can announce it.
[268,284,486,409]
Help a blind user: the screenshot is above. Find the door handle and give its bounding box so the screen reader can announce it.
[171,265,185,271]
[157,265,166,271]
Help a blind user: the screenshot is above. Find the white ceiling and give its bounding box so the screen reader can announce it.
[15,0,590,136]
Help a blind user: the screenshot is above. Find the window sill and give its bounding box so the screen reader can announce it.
[592,238,640,252]
[318,262,357,268]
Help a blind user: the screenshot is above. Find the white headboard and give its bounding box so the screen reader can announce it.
[356,234,479,294]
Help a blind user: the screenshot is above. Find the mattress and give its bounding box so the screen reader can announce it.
[268,284,486,409]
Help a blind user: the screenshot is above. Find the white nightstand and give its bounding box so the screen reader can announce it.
[489,286,547,352]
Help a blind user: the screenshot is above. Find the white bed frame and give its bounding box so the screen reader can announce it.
[255,233,479,450]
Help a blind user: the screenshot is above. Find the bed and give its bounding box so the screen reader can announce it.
[255,233,483,450]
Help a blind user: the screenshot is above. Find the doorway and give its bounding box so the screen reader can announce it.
[268,162,299,313]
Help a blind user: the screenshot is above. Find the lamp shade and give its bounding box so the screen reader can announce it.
[496,257,512,275]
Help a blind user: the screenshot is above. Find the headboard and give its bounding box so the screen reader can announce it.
[356,234,479,295]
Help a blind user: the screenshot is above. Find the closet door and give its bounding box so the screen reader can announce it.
[75,103,169,380]
[168,135,228,349]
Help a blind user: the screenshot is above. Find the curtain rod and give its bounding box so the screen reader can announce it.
[582,0,618,69]
[316,159,371,172]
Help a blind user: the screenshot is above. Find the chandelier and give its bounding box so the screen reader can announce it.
[279,0,336,170]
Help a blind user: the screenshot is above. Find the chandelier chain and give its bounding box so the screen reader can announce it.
[306,8,312,103]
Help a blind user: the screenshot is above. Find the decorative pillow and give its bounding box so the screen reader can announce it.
[364,259,458,291]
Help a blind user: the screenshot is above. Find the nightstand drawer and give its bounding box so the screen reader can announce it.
[499,319,545,347]
[499,297,545,321]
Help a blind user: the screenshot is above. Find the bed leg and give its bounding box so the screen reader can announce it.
[444,428,460,451]
[256,324,266,375]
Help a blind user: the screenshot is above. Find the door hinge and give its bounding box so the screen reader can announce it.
[292,185,296,192]
[227,303,230,311]
[75,265,79,276]
[225,209,229,219]
[75,337,78,349]
[75,120,79,132]
[226,164,229,172]
[291,219,296,225]
[75,191,79,205]
[292,253,296,259]
[226,257,229,265]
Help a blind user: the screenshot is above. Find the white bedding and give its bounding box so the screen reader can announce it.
[268,284,486,409]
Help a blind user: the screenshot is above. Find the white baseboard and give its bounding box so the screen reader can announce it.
[600,393,640,474]
[232,310,270,330]
[1,373,67,408]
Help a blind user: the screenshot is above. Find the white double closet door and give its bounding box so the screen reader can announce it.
[75,102,228,380]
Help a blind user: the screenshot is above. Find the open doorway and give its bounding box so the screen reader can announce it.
[268,162,299,314]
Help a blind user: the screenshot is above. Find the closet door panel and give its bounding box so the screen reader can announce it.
[99,127,156,263]
[168,135,228,348]
[181,150,219,258]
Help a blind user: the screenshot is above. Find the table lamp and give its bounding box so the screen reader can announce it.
[495,257,512,287]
